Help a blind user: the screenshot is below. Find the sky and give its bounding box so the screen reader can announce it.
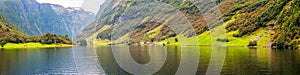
[36,0,105,13]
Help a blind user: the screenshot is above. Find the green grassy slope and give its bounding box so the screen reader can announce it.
[79,0,300,49]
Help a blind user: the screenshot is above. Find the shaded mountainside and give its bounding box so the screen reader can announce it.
[78,0,300,49]
[50,4,95,39]
[0,0,95,38]
[0,13,72,47]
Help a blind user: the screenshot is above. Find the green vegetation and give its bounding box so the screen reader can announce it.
[79,0,300,49]
[217,38,230,42]
[0,13,72,48]
[271,0,300,49]
[220,0,300,48]
[1,42,73,49]
[248,41,258,46]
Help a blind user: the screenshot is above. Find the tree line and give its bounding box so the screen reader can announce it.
[0,33,72,47]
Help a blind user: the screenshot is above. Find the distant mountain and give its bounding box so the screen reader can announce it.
[78,0,300,49]
[0,0,95,39]
[49,4,95,39]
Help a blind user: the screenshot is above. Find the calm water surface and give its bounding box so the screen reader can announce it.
[0,46,300,75]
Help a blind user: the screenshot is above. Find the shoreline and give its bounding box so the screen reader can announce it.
[92,42,295,49]
[0,43,73,49]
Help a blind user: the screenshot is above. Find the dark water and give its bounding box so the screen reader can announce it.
[0,46,300,75]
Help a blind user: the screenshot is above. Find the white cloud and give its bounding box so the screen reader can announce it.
[36,0,105,13]
[81,0,105,13]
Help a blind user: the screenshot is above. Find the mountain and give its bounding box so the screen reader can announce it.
[219,0,300,49]
[0,0,95,39]
[0,12,30,47]
[0,12,27,40]
[49,4,95,39]
[0,12,72,47]
[78,0,300,49]
[77,0,213,45]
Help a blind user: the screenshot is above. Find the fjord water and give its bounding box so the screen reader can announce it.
[0,46,300,74]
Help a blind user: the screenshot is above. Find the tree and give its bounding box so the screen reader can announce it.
[175,38,178,42]
[273,35,287,49]
[248,41,257,46]
[150,38,155,42]
[0,41,6,47]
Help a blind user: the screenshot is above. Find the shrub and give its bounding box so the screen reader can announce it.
[217,38,229,42]
[0,41,6,47]
[272,35,286,49]
[248,41,258,46]
[175,38,178,42]
[233,33,241,37]
[289,41,299,49]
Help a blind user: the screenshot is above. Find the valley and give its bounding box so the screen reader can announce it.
[1,0,300,74]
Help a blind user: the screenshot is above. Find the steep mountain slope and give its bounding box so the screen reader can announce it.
[50,4,95,39]
[0,12,27,41]
[77,0,206,44]
[0,0,95,38]
[272,0,300,49]
[0,12,72,47]
[78,0,300,48]
[219,0,300,48]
